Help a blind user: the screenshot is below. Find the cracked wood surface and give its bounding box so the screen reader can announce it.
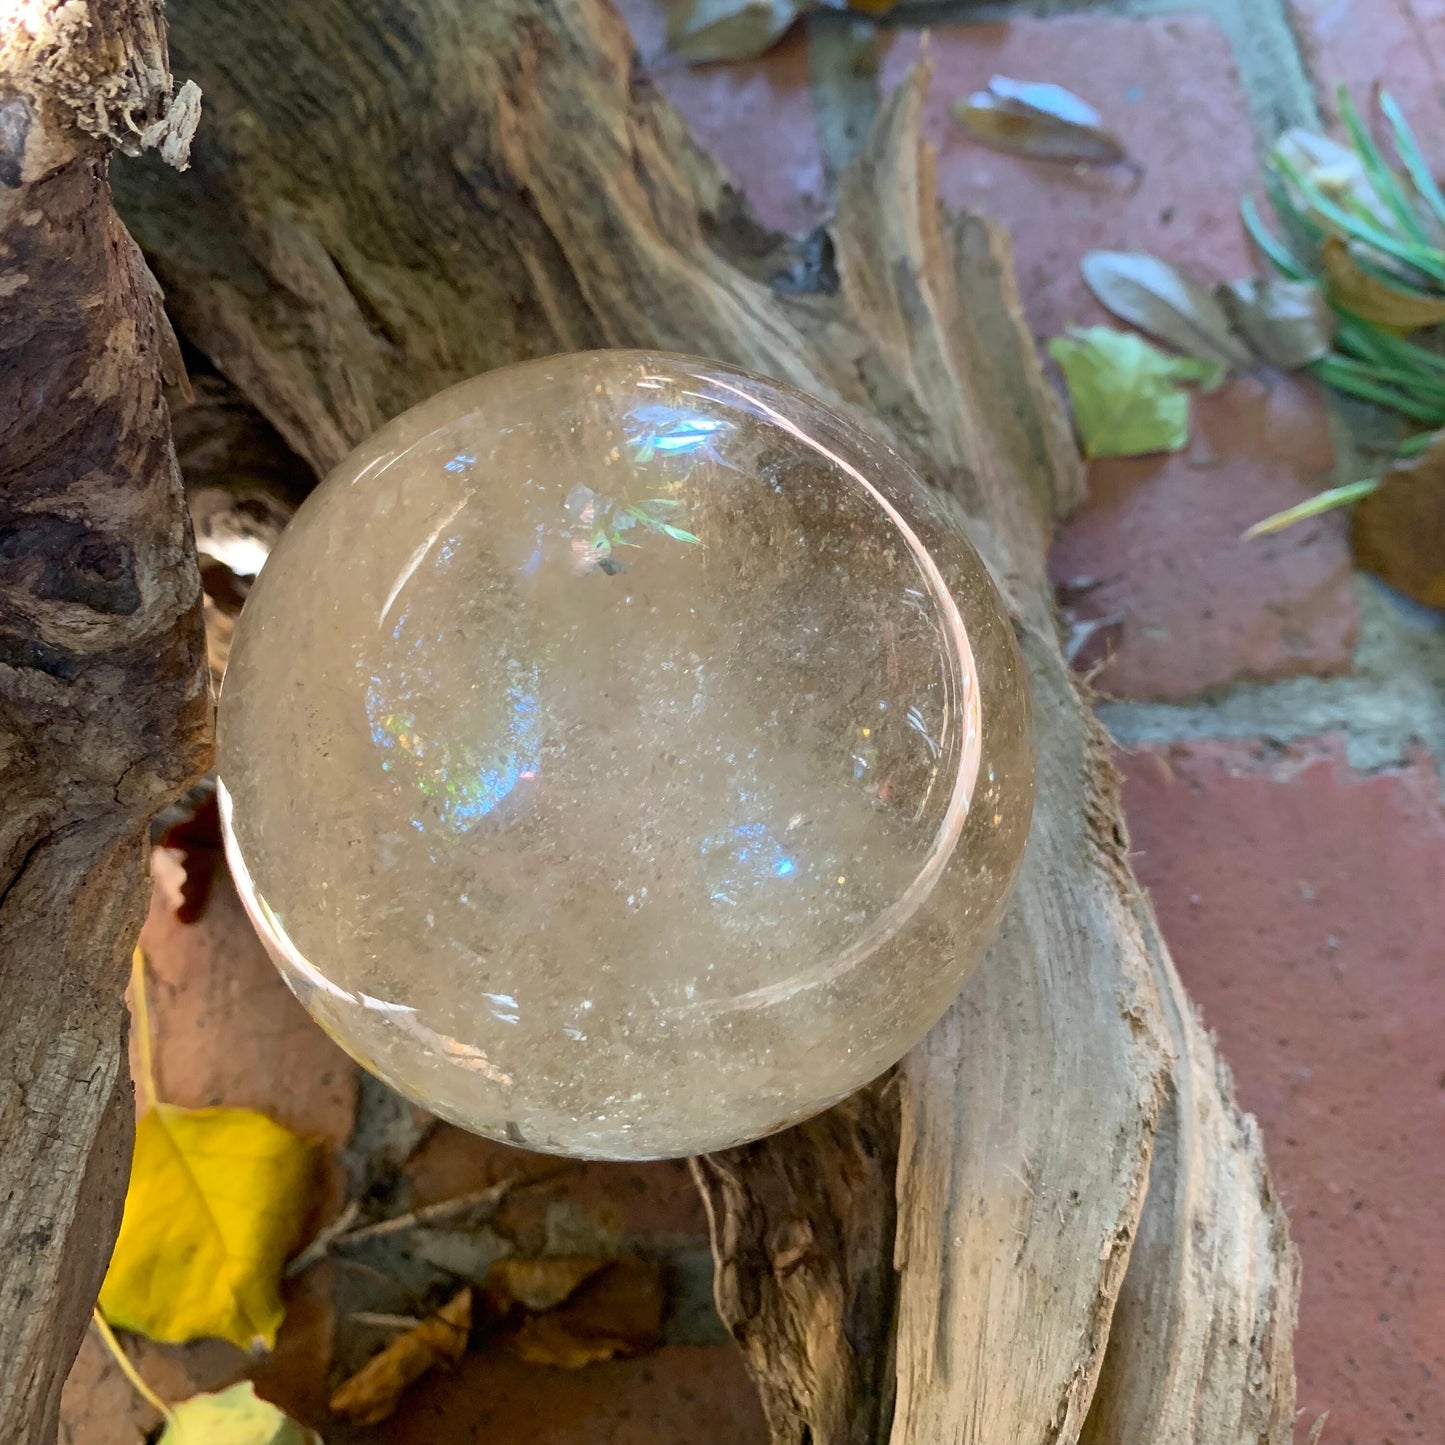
[45,2,1303,1441]
[0,5,211,1440]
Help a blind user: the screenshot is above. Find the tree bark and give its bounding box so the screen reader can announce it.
[36,3,1300,1443]
[0,5,212,1441]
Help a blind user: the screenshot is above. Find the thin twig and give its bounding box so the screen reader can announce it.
[284,1198,362,1278]
[349,1311,423,1329]
[338,1180,515,1245]
[287,1167,567,1279]
[91,1310,174,1427]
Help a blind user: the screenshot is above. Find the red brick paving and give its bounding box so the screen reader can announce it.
[1122,739,1445,1445]
[1050,372,1355,699]
[614,0,826,237]
[379,1346,766,1445]
[879,16,1358,697]
[140,854,357,1150]
[405,1123,711,1240]
[878,16,1260,343]
[1291,0,1445,128]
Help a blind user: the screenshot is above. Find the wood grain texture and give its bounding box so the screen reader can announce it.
[693,1081,900,1445]
[1078,901,1301,1445]
[104,4,1298,1442]
[0,4,212,1441]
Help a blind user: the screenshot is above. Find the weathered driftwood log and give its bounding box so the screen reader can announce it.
[0,3,212,1440]
[2,0,1298,1441]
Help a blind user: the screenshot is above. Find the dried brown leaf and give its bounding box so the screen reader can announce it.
[1320,236,1445,329]
[328,1287,471,1426]
[505,1258,663,1369]
[953,76,1124,165]
[666,0,806,63]
[482,1255,611,1317]
[1351,433,1445,611]
[1081,251,1253,370]
[1216,276,1336,369]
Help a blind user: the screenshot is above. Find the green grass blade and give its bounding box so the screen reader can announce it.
[1331,315,1393,366]
[1274,151,1445,284]
[1380,90,1445,232]
[1337,86,1433,246]
[1334,315,1445,376]
[1329,352,1445,406]
[1244,478,1379,538]
[1398,428,1442,457]
[1326,353,1445,411]
[1313,355,1445,422]
[1241,194,1308,279]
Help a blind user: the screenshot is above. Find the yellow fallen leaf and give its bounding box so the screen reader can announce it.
[158,1381,320,1445]
[99,1103,316,1350]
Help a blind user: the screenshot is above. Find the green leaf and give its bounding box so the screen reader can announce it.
[1312,354,1445,424]
[158,1382,320,1445]
[1334,314,1445,378]
[1048,326,1224,459]
[1398,428,1442,458]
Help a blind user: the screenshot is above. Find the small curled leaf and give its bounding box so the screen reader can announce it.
[329,1288,473,1426]
[1081,251,1253,370]
[953,75,1125,165]
[667,0,805,63]
[1216,276,1335,370]
[1319,236,1445,330]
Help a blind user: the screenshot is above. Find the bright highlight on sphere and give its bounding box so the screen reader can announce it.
[217,351,1034,1159]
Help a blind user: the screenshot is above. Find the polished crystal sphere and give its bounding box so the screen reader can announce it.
[217,351,1033,1159]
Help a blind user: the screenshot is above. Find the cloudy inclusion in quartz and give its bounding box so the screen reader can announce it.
[217,351,1034,1159]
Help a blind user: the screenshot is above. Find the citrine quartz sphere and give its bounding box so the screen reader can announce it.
[217,350,1034,1160]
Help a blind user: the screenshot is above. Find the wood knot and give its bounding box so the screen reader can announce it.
[0,513,140,616]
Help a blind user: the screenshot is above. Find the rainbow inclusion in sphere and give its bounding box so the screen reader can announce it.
[217,351,1034,1159]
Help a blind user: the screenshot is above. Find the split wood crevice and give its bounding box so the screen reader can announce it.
[0,2,1299,1442]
